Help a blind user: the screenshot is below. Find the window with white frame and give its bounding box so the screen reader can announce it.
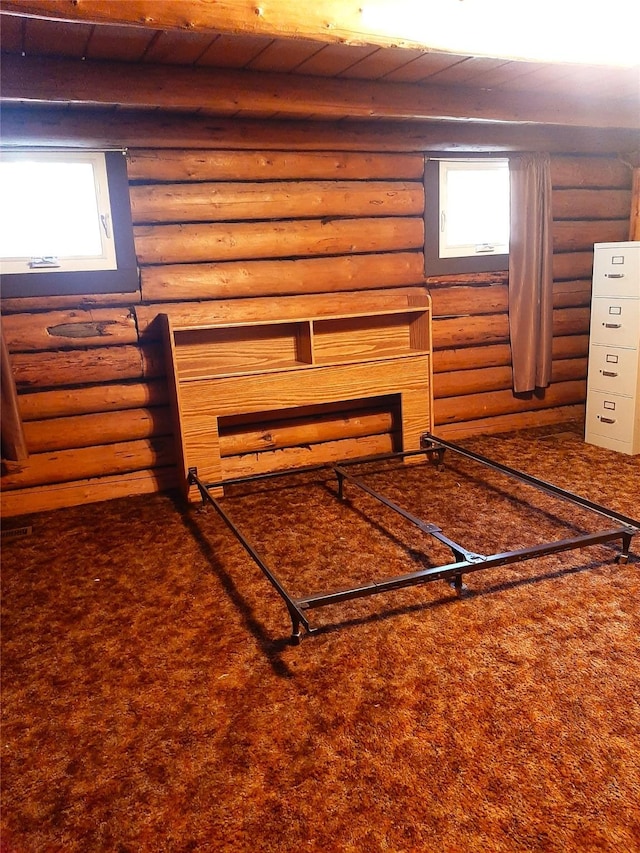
[439,159,509,258]
[0,149,137,297]
[424,156,510,275]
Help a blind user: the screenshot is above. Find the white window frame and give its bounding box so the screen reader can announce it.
[0,149,118,275]
[438,158,510,259]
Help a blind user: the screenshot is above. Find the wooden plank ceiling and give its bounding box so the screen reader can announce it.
[0,2,638,129]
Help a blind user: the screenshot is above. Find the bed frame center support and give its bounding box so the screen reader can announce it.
[332,462,484,584]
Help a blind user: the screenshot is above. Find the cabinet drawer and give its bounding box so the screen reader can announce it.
[589,298,640,348]
[592,243,640,298]
[587,345,640,396]
[585,391,638,443]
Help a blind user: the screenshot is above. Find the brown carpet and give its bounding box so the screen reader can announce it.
[2,423,639,852]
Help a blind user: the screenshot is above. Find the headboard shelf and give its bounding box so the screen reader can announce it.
[169,305,431,384]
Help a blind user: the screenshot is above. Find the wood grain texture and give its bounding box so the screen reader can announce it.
[435,358,587,399]
[550,156,632,189]
[23,407,173,453]
[433,335,589,374]
[221,433,395,480]
[552,189,632,220]
[177,355,430,490]
[1,436,175,490]
[434,379,586,425]
[0,466,177,517]
[135,287,430,338]
[10,345,163,390]
[4,53,637,128]
[552,220,629,253]
[127,149,425,182]
[552,252,594,281]
[4,105,638,154]
[140,252,424,303]
[17,381,169,421]
[435,404,585,439]
[219,407,395,457]
[133,217,424,264]
[2,308,137,352]
[130,180,424,224]
[0,291,141,315]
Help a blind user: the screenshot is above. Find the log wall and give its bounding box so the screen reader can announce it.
[1,143,632,517]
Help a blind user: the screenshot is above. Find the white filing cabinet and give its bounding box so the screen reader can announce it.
[585,241,640,455]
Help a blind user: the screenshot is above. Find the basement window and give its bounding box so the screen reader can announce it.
[424,157,510,276]
[0,149,138,297]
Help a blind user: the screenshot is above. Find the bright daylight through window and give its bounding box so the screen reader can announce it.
[439,159,510,259]
[0,151,116,274]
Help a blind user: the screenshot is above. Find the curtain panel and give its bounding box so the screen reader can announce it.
[508,153,553,393]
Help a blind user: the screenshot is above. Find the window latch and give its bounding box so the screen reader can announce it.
[100,214,111,239]
[28,256,61,269]
[475,244,495,254]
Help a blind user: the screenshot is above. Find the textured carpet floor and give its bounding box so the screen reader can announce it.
[2,423,639,852]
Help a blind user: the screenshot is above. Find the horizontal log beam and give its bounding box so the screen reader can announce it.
[2,308,137,352]
[0,466,177,518]
[220,407,395,457]
[435,357,587,399]
[134,216,424,265]
[11,343,163,389]
[2,1,637,73]
[1,54,637,128]
[127,150,425,182]
[553,220,629,253]
[434,379,586,425]
[433,335,589,374]
[435,405,584,441]
[140,253,424,303]
[1,436,175,490]
[429,279,591,319]
[130,180,424,224]
[552,188,632,220]
[18,380,169,421]
[220,433,395,481]
[429,284,508,318]
[552,252,594,281]
[433,307,589,353]
[23,407,173,453]
[2,106,638,155]
[550,156,632,189]
[0,290,141,314]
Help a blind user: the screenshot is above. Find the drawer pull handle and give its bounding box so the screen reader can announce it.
[601,370,618,377]
[598,416,616,424]
[605,273,624,278]
[603,322,621,328]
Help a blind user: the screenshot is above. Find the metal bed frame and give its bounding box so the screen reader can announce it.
[189,433,639,644]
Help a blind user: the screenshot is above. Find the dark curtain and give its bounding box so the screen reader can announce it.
[508,153,553,393]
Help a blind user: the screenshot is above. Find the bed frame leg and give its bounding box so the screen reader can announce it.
[616,532,632,565]
[289,613,303,645]
[452,573,465,596]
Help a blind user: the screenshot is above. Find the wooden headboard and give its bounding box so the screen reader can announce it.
[163,287,433,499]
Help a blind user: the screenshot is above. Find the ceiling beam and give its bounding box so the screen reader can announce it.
[1,106,637,156]
[1,0,501,50]
[2,0,639,68]
[1,54,636,129]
